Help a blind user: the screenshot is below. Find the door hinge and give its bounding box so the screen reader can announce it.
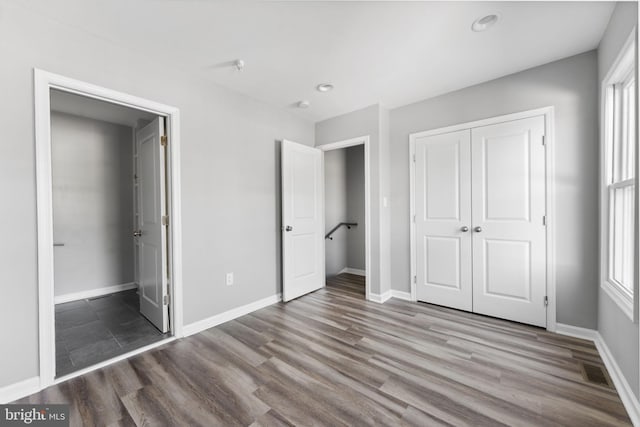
[164,294,170,305]
[413,154,416,162]
[542,135,546,146]
[413,214,416,223]
[413,275,417,284]
[161,135,168,146]
[542,215,546,226]
[544,296,548,307]
[162,215,169,226]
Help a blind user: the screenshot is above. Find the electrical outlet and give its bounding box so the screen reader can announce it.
[226,272,234,286]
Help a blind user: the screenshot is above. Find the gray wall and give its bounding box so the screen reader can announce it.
[324,149,348,276]
[346,145,365,271]
[316,105,391,295]
[0,2,313,388]
[596,1,639,398]
[51,112,134,297]
[390,51,600,329]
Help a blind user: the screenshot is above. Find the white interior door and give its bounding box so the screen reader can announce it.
[415,130,473,311]
[135,117,169,332]
[281,140,325,302]
[471,116,547,327]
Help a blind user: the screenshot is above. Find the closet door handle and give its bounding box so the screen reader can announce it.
[460,226,469,232]
[474,226,483,232]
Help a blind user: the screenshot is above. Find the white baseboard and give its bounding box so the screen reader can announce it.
[339,267,366,276]
[183,293,281,337]
[555,323,599,341]
[372,290,413,303]
[595,332,640,426]
[555,323,640,426]
[391,290,413,301]
[0,376,40,404]
[369,290,392,304]
[54,282,138,304]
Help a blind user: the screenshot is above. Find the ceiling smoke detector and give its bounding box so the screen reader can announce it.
[472,14,499,32]
[233,59,245,71]
[316,83,334,92]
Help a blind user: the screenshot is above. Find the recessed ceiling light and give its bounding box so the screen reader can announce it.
[316,83,334,93]
[471,14,499,32]
[297,100,311,109]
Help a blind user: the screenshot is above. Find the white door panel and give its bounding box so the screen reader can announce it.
[425,236,461,288]
[415,130,472,311]
[471,116,546,327]
[483,239,531,300]
[136,117,169,333]
[483,133,531,221]
[282,140,324,302]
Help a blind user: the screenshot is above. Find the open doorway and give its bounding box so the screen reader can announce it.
[324,145,367,297]
[319,137,371,300]
[35,70,183,387]
[50,90,170,377]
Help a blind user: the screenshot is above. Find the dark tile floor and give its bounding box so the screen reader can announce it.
[55,289,170,377]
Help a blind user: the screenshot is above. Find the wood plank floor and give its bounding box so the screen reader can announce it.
[18,273,631,426]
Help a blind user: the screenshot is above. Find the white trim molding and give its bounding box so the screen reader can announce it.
[34,69,184,389]
[555,323,599,341]
[0,377,40,404]
[369,290,392,304]
[555,323,640,426]
[601,281,634,321]
[599,27,638,323]
[319,136,372,302]
[183,294,282,337]
[372,290,413,303]
[595,333,640,426]
[339,267,366,276]
[54,283,137,305]
[391,290,413,301]
[409,106,557,331]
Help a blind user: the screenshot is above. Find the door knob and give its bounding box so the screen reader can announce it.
[460,226,469,232]
[474,226,483,232]
[133,230,142,237]
[285,225,293,232]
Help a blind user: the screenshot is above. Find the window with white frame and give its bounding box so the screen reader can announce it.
[601,29,636,318]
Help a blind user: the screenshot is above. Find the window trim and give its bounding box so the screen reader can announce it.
[600,27,637,321]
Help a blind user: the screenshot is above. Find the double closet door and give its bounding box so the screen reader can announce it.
[414,115,547,327]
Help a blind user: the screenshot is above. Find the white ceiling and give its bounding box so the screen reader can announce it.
[17,1,614,122]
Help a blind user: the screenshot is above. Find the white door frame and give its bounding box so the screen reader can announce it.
[409,107,557,331]
[34,69,184,389]
[318,136,372,301]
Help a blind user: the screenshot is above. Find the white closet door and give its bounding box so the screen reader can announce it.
[470,116,547,327]
[415,130,473,311]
